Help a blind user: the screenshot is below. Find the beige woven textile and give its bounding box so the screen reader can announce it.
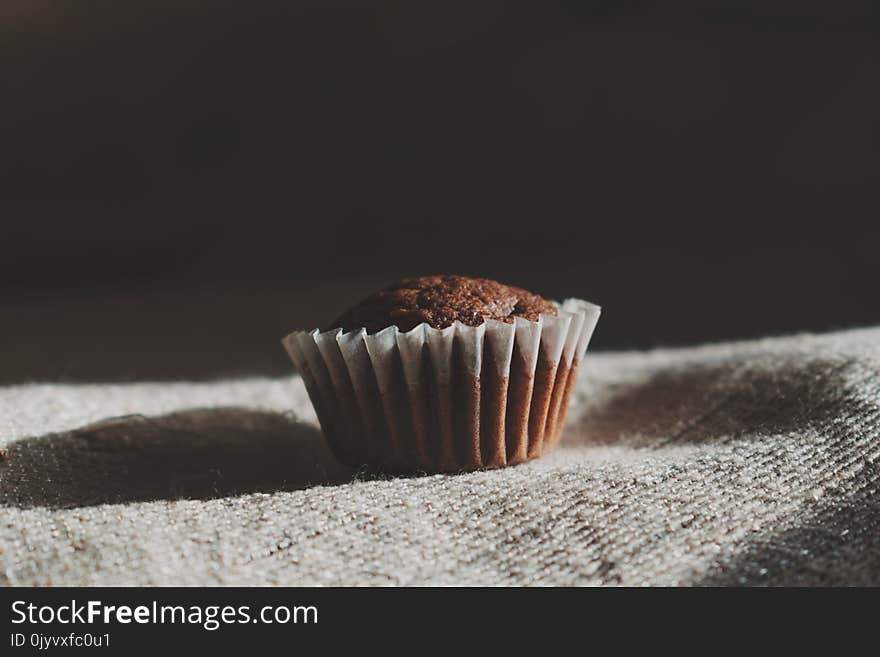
[1,327,878,586]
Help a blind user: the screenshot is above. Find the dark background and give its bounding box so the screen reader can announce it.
[2,1,878,382]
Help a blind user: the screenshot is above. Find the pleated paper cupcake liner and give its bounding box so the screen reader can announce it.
[283,298,600,473]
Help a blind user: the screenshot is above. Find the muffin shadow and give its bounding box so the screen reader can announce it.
[0,407,355,509]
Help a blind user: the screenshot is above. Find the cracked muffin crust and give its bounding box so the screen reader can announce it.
[330,274,558,333]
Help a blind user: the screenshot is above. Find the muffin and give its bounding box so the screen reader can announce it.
[283,275,600,473]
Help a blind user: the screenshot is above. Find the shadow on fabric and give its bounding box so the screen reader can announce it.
[563,353,880,586]
[0,408,356,509]
[695,455,880,587]
[566,356,853,447]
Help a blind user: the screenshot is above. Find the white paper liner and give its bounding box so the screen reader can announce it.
[282,298,601,472]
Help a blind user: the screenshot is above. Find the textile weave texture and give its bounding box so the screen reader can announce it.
[1,327,878,586]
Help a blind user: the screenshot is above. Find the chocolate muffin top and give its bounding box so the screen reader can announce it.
[331,275,558,333]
